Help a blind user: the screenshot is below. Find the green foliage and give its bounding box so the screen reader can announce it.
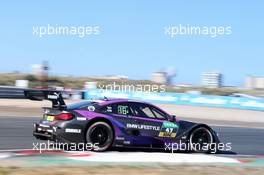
[25,74,38,81]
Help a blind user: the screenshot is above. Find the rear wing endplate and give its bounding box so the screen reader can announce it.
[24,90,66,109]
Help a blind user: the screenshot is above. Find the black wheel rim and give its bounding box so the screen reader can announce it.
[190,128,213,152]
[90,125,109,147]
[193,130,210,144]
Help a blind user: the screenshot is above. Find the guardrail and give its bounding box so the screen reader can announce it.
[84,89,264,111]
[0,86,85,99]
[0,86,26,99]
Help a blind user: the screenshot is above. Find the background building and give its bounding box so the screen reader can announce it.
[201,72,223,88]
[245,76,264,89]
[31,64,42,76]
[152,68,176,85]
[152,72,168,84]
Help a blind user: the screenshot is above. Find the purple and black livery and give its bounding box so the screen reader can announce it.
[25,90,220,152]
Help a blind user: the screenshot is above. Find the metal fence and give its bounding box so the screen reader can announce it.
[0,86,26,99]
[0,86,85,99]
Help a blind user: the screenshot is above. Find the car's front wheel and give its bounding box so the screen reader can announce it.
[86,121,114,151]
[189,127,214,153]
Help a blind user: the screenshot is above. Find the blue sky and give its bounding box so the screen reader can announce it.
[0,1,263,86]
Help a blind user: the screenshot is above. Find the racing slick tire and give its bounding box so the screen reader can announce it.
[86,121,114,151]
[189,127,214,153]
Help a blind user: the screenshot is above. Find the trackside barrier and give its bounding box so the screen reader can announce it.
[84,89,264,111]
[0,86,26,99]
[0,86,85,100]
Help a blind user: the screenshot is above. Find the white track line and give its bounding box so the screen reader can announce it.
[0,153,11,159]
[210,123,264,129]
[0,149,33,152]
[69,152,240,164]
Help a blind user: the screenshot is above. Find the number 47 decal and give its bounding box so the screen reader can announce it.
[158,122,178,138]
[165,128,173,134]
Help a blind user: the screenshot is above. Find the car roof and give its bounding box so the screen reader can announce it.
[97,99,170,115]
[73,98,169,115]
[68,99,134,108]
[92,98,150,106]
[83,98,154,106]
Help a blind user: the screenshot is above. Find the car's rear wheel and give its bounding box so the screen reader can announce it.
[86,121,114,151]
[189,127,213,153]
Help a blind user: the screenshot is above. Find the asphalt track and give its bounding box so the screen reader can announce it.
[0,116,264,156]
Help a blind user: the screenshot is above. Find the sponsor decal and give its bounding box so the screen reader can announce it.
[159,131,177,137]
[87,106,95,111]
[123,141,131,145]
[37,127,53,133]
[126,123,160,131]
[162,122,179,129]
[158,122,179,138]
[39,124,49,128]
[42,121,50,124]
[47,93,59,99]
[65,128,81,133]
[116,136,125,140]
[106,106,112,113]
[76,117,86,121]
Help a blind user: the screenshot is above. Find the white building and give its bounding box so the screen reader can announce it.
[152,72,168,84]
[94,75,128,80]
[245,76,264,89]
[31,64,43,76]
[201,72,223,88]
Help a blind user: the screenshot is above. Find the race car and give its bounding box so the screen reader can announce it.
[25,90,220,153]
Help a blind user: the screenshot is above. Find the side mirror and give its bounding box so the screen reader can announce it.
[171,115,176,122]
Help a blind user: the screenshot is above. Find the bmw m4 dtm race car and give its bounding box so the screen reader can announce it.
[25,90,220,153]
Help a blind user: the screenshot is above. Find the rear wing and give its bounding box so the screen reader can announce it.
[24,90,66,109]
